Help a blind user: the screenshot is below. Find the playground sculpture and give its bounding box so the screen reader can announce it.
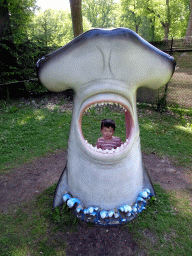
[37,28,175,225]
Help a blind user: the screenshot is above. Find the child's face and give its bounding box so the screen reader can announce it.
[101,126,114,141]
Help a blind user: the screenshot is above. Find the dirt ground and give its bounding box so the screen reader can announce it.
[0,150,191,255]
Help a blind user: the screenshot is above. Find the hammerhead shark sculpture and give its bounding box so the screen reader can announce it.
[37,28,175,225]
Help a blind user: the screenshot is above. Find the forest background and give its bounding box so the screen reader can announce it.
[0,0,192,95]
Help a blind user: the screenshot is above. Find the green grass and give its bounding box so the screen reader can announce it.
[138,104,192,167]
[0,185,73,256]
[0,101,71,173]
[124,184,192,255]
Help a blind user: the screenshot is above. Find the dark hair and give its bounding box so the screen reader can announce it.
[101,119,116,130]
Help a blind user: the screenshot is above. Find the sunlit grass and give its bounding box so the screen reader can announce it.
[0,105,71,173]
[138,105,192,167]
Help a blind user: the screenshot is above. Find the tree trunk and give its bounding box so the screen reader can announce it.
[185,0,192,43]
[164,24,170,40]
[69,0,83,38]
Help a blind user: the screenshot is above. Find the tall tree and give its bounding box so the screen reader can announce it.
[0,0,37,84]
[7,0,37,43]
[70,0,83,37]
[82,0,117,28]
[120,0,143,33]
[28,9,74,48]
[120,0,189,40]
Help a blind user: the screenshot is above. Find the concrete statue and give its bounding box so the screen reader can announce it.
[37,28,175,225]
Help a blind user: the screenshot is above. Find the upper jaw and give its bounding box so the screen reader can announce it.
[76,93,138,163]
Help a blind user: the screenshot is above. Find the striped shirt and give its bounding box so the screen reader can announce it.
[96,136,122,150]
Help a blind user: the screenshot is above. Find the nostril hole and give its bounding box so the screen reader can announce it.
[81,103,126,147]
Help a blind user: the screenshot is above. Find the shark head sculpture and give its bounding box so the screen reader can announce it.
[37,28,175,225]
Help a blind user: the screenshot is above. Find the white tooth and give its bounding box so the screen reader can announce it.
[98,148,102,152]
[85,140,88,144]
[126,139,128,143]
[120,144,124,150]
[108,149,113,154]
[105,149,109,153]
[116,147,120,152]
[94,146,97,151]
[103,149,107,153]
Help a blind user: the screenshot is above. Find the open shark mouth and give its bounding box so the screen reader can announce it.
[78,93,135,159]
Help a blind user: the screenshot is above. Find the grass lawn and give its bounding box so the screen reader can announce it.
[0,99,72,173]
[0,96,191,255]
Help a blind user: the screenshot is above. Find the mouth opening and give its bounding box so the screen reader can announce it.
[80,98,134,156]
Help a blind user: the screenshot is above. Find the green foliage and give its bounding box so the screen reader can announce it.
[119,0,144,33]
[82,0,118,28]
[52,204,80,227]
[28,9,73,48]
[119,0,190,41]
[25,80,48,94]
[7,0,38,44]
[28,8,91,48]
